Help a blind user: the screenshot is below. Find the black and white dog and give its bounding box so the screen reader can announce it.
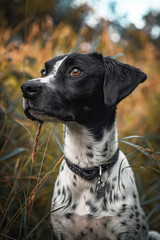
[21,52,160,240]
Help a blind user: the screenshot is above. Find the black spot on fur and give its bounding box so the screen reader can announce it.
[73,182,76,187]
[109,193,112,203]
[61,165,64,171]
[103,223,107,228]
[65,193,72,208]
[62,187,66,203]
[142,225,147,231]
[119,204,126,213]
[106,182,111,193]
[103,197,107,206]
[62,187,66,195]
[87,145,92,150]
[130,177,134,184]
[86,152,94,158]
[90,186,93,193]
[134,204,138,210]
[90,204,98,213]
[121,221,127,226]
[133,192,137,199]
[117,213,121,217]
[103,142,108,152]
[81,231,85,237]
[72,204,76,210]
[136,224,140,230]
[86,200,98,213]
[130,213,134,219]
[101,153,107,157]
[135,231,138,235]
[114,193,119,201]
[65,213,73,219]
[122,207,126,213]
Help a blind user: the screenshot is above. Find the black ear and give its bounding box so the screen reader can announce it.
[103,57,147,107]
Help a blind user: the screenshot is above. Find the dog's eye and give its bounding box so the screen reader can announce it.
[71,68,81,76]
[41,69,47,77]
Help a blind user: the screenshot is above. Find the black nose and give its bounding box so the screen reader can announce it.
[21,80,42,99]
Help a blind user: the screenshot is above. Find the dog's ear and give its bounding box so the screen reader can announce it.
[103,57,147,107]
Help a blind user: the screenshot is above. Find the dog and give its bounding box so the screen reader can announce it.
[21,52,160,240]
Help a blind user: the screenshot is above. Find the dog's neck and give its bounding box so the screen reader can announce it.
[64,122,118,168]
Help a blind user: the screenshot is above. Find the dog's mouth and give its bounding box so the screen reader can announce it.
[24,107,60,123]
[24,107,44,122]
[23,97,75,123]
[24,106,75,123]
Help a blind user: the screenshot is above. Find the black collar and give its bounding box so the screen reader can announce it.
[65,148,119,181]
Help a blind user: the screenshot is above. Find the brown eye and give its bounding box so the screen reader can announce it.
[41,69,47,77]
[71,68,81,76]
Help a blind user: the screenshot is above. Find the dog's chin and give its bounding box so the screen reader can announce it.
[24,108,75,124]
[24,108,60,123]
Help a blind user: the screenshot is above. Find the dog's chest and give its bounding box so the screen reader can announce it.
[51,160,148,240]
[51,126,148,239]
[52,214,118,240]
[52,210,147,240]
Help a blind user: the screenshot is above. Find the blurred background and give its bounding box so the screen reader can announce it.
[0,0,160,239]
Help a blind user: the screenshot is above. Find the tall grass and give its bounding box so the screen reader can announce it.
[0,17,160,239]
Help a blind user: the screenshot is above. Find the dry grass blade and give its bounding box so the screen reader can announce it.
[28,122,64,205]
[29,153,65,205]
[137,145,160,168]
[32,123,42,164]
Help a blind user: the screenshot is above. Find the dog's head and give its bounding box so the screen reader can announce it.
[21,52,147,128]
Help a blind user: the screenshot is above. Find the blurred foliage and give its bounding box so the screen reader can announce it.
[0,0,160,239]
[0,0,90,33]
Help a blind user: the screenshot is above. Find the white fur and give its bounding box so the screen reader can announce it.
[64,122,118,168]
[51,122,149,240]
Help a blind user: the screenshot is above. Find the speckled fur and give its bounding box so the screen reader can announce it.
[51,123,149,240]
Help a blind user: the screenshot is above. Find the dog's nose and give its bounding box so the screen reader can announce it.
[21,80,42,99]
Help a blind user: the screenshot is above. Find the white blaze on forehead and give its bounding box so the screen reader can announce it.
[39,56,67,84]
[30,56,67,84]
[52,56,67,77]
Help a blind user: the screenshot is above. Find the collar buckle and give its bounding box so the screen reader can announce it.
[96,166,105,199]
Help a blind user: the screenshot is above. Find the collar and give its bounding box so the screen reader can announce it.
[65,148,119,181]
